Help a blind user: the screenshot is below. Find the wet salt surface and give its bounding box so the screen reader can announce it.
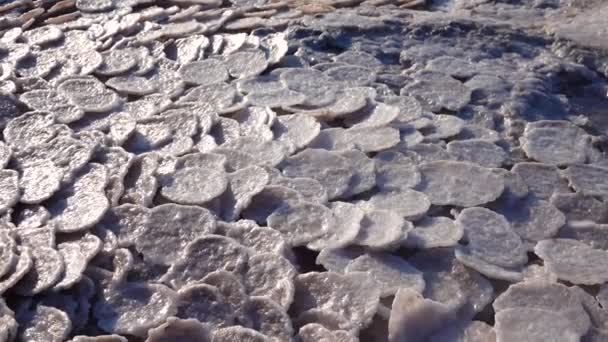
[0,0,606,341]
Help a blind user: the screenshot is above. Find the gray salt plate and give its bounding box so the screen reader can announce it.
[456,207,528,269]
[57,76,121,113]
[0,1,606,341]
[512,162,569,200]
[12,245,64,296]
[272,176,328,204]
[223,49,269,79]
[416,161,505,207]
[246,296,294,342]
[493,281,591,337]
[267,201,334,247]
[409,248,494,317]
[324,65,377,87]
[178,58,229,86]
[353,209,409,249]
[493,196,565,244]
[219,165,269,221]
[160,166,228,205]
[244,253,297,308]
[17,305,72,342]
[293,271,380,330]
[106,75,158,96]
[558,221,608,250]
[226,221,290,257]
[535,239,608,285]
[282,149,355,200]
[521,120,593,166]
[135,203,216,265]
[0,247,33,295]
[495,308,585,342]
[446,139,507,168]
[176,283,235,330]
[241,185,302,224]
[364,190,430,221]
[344,253,424,296]
[96,49,137,76]
[374,151,421,191]
[0,170,18,213]
[401,71,472,112]
[307,201,363,251]
[161,235,248,289]
[562,164,608,198]
[202,270,252,328]
[420,114,465,142]
[93,283,177,337]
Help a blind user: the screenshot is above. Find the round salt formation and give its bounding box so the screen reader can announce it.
[57,76,121,113]
[521,120,593,166]
[135,204,216,265]
[353,209,408,249]
[267,201,334,246]
[401,71,472,112]
[293,272,381,330]
[160,166,228,205]
[456,207,528,269]
[416,161,505,207]
[307,201,363,251]
[535,239,608,285]
[178,58,229,86]
[344,253,425,296]
[161,235,248,289]
[282,149,355,199]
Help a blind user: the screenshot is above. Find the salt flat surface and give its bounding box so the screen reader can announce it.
[0,0,606,341]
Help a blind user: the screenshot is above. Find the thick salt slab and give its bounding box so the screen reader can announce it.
[416,161,504,207]
[135,203,216,265]
[267,201,334,247]
[409,248,494,314]
[344,253,424,296]
[244,253,297,308]
[512,162,568,200]
[307,202,363,251]
[93,283,177,337]
[446,139,507,168]
[364,190,430,221]
[161,235,248,289]
[401,71,471,112]
[562,164,608,198]
[176,283,235,330]
[456,207,528,268]
[293,272,380,330]
[535,239,608,285]
[521,121,592,166]
[493,281,591,336]
[282,149,355,200]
